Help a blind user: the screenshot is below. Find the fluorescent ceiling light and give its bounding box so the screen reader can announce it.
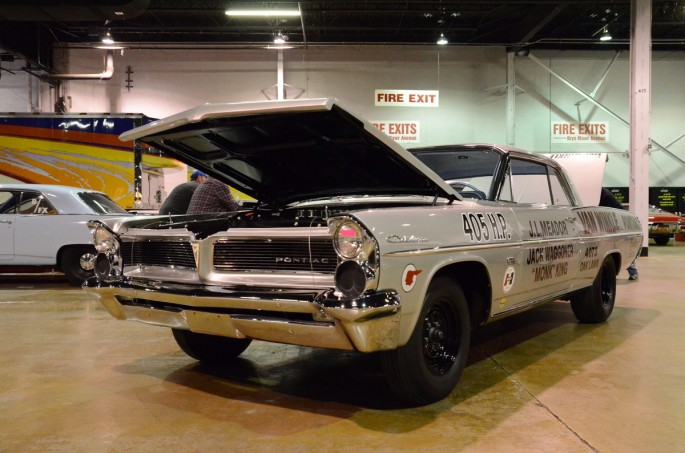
[225,9,301,17]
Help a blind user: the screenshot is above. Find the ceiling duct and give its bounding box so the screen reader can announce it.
[42,49,114,80]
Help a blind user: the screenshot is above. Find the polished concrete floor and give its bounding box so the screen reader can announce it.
[1,243,684,452]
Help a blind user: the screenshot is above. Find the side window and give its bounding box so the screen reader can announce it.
[548,168,572,205]
[499,159,573,205]
[0,191,19,214]
[507,159,552,204]
[17,192,57,215]
[500,169,514,202]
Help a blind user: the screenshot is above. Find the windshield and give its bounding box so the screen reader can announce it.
[78,192,128,214]
[411,146,502,199]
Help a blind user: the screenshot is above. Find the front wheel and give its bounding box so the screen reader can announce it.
[60,246,97,286]
[172,329,252,364]
[381,276,471,405]
[570,256,616,323]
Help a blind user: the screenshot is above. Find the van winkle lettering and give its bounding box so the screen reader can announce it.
[576,210,623,234]
[528,220,569,238]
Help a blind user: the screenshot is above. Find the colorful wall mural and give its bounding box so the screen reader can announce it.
[0,115,183,209]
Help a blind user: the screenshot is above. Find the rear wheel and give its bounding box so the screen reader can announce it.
[60,246,96,286]
[381,276,471,405]
[571,256,616,323]
[172,329,252,363]
[654,236,670,246]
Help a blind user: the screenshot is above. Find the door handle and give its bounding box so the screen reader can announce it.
[0,220,12,224]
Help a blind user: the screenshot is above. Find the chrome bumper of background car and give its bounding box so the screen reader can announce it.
[84,278,401,352]
[648,224,679,235]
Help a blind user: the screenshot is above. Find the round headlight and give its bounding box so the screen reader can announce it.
[94,253,112,279]
[335,260,367,298]
[334,221,364,259]
[94,225,118,254]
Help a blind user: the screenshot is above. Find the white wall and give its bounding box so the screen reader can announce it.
[2,45,685,187]
[0,57,41,112]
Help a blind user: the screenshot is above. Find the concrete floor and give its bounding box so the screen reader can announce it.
[1,244,684,453]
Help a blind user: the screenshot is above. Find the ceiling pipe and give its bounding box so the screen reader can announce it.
[42,49,114,80]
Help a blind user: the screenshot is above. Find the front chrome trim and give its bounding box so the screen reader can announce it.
[84,279,401,352]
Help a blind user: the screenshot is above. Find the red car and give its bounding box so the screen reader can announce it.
[648,205,685,245]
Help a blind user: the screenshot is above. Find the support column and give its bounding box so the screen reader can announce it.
[506,52,515,147]
[277,49,285,101]
[629,0,651,256]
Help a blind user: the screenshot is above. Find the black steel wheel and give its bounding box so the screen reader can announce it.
[172,329,252,363]
[571,256,617,323]
[381,276,470,405]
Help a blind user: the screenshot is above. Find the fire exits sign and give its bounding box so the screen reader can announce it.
[372,121,420,144]
[551,122,609,143]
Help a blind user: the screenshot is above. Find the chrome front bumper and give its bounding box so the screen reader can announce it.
[648,223,679,235]
[84,278,401,353]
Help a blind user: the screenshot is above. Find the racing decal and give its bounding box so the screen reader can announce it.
[462,212,511,242]
[579,244,600,272]
[528,219,570,238]
[401,264,423,292]
[532,262,568,282]
[526,244,574,265]
[576,210,621,234]
[574,209,642,235]
[502,266,515,293]
[525,243,575,283]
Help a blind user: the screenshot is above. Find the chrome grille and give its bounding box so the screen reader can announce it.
[121,240,196,269]
[213,238,338,272]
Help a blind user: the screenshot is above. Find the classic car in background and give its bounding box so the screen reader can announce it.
[0,184,131,285]
[85,99,642,405]
[648,205,685,245]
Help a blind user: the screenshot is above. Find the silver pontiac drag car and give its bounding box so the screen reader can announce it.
[85,98,642,405]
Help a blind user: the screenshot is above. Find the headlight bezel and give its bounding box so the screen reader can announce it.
[329,216,380,298]
[88,220,122,281]
[93,224,119,254]
[333,220,365,259]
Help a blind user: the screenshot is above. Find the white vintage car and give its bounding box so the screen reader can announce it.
[0,184,130,285]
[85,99,642,405]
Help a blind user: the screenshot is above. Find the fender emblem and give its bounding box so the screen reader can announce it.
[387,234,428,243]
[402,264,423,292]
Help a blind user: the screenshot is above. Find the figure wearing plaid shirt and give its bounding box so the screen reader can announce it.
[186,177,240,214]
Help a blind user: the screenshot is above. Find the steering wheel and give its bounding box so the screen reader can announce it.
[446,181,487,200]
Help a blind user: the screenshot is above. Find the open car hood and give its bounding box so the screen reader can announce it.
[121,98,458,207]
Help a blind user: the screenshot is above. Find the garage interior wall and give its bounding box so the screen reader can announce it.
[2,46,685,188]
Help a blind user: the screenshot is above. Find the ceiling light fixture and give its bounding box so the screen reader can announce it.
[600,26,612,41]
[437,33,448,45]
[225,9,301,17]
[101,30,114,45]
